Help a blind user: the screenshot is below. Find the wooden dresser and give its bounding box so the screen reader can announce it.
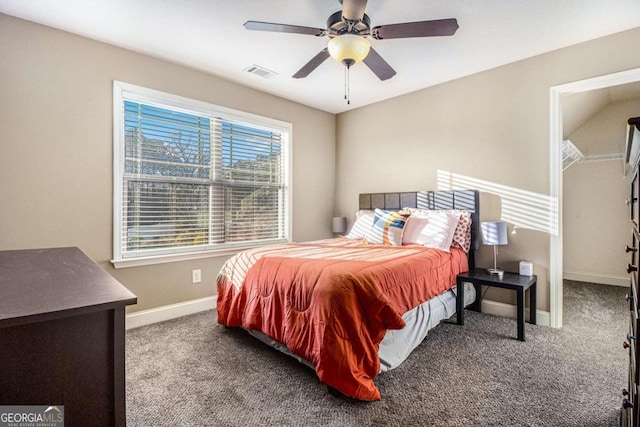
[0,247,137,427]
[624,117,640,427]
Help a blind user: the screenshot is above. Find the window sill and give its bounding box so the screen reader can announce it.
[111,240,288,269]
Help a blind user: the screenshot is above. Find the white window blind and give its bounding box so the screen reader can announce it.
[113,82,290,266]
[219,121,286,243]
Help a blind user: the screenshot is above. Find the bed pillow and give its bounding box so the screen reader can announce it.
[344,210,375,239]
[405,208,473,252]
[365,209,409,246]
[451,210,473,252]
[402,211,461,252]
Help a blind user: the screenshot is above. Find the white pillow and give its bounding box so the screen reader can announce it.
[402,211,461,252]
[344,210,375,239]
[406,208,473,252]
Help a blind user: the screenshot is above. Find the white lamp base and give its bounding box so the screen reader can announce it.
[487,244,504,278]
[486,268,504,279]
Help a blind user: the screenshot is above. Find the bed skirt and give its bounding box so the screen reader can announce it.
[244,282,476,375]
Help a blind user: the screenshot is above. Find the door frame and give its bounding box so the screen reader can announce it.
[549,67,640,328]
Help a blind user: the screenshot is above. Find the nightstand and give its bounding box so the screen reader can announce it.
[456,268,537,341]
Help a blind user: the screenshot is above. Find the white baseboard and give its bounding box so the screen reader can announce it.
[126,295,217,330]
[125,294,550,331]
[481,299,550,327]
[563,271,628,287]
[125,294,552,329]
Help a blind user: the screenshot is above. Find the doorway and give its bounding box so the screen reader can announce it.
[550,67,640,328]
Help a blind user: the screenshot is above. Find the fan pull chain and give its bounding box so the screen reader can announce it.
[344,65,351,105]
[344,66,347,102]
[344,66,349,104]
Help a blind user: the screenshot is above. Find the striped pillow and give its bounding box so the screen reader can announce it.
[366,209,409,246]
[345,210,375,239]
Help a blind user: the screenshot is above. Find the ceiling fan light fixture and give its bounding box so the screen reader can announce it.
[328,34,370,66]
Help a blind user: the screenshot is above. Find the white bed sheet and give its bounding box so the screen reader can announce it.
[379,282,475,372]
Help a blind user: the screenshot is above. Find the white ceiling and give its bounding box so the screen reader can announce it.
[1,0,639,114]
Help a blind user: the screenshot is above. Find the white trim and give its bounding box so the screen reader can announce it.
[481,299,551,327]
[550,67,640,329]
[550,87,563,328]
[114,81,292,132]
[563,271,628,287]
[111,240,283,269]
[124,294,551,333]
[113,249,237,269]
[113,83,125,264]
[126,295,217,330]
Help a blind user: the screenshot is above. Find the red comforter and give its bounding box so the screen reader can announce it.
[216,238,468,400]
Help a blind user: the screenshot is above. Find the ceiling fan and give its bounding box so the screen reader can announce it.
[244,0,459,81]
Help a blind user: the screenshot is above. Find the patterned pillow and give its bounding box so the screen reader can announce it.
[366,209,409,246]
[452,210,473,252]
[345,210,375,239]
[405,208,473,252]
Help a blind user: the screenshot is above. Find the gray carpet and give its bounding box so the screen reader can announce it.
[126,280,627,426]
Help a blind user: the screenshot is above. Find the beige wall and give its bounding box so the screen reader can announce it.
[3,12,640,317]
[335,27,640,312]
[568,98,640,156]
[0,14,336,312]
[563,98,640,283]
[569,99,640,156]
[563,160,628,282]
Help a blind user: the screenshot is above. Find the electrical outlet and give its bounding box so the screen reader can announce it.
[192,269,201,284]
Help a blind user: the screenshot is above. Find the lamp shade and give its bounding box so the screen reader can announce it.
[328,34,370,66]
[332,216,348,234]
[481,221,508,245]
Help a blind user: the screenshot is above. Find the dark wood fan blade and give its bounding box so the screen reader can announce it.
[372,18,459,40]
[244,21,326,36]
[341,0,368,21]
[363,47,396,81]
[292,48,330,78]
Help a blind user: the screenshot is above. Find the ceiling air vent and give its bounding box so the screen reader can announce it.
[244,64,277,79]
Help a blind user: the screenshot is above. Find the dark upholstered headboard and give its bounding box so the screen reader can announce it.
[358,189,480,268]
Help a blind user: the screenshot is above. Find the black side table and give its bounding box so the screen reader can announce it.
[456,268,537,341]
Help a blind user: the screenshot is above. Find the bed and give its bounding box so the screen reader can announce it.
[216,189,480,400]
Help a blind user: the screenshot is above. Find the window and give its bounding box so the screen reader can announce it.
[112,82,291,267]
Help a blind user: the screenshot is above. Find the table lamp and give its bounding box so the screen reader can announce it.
[481,221,508,277]
[332,216,347,236]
